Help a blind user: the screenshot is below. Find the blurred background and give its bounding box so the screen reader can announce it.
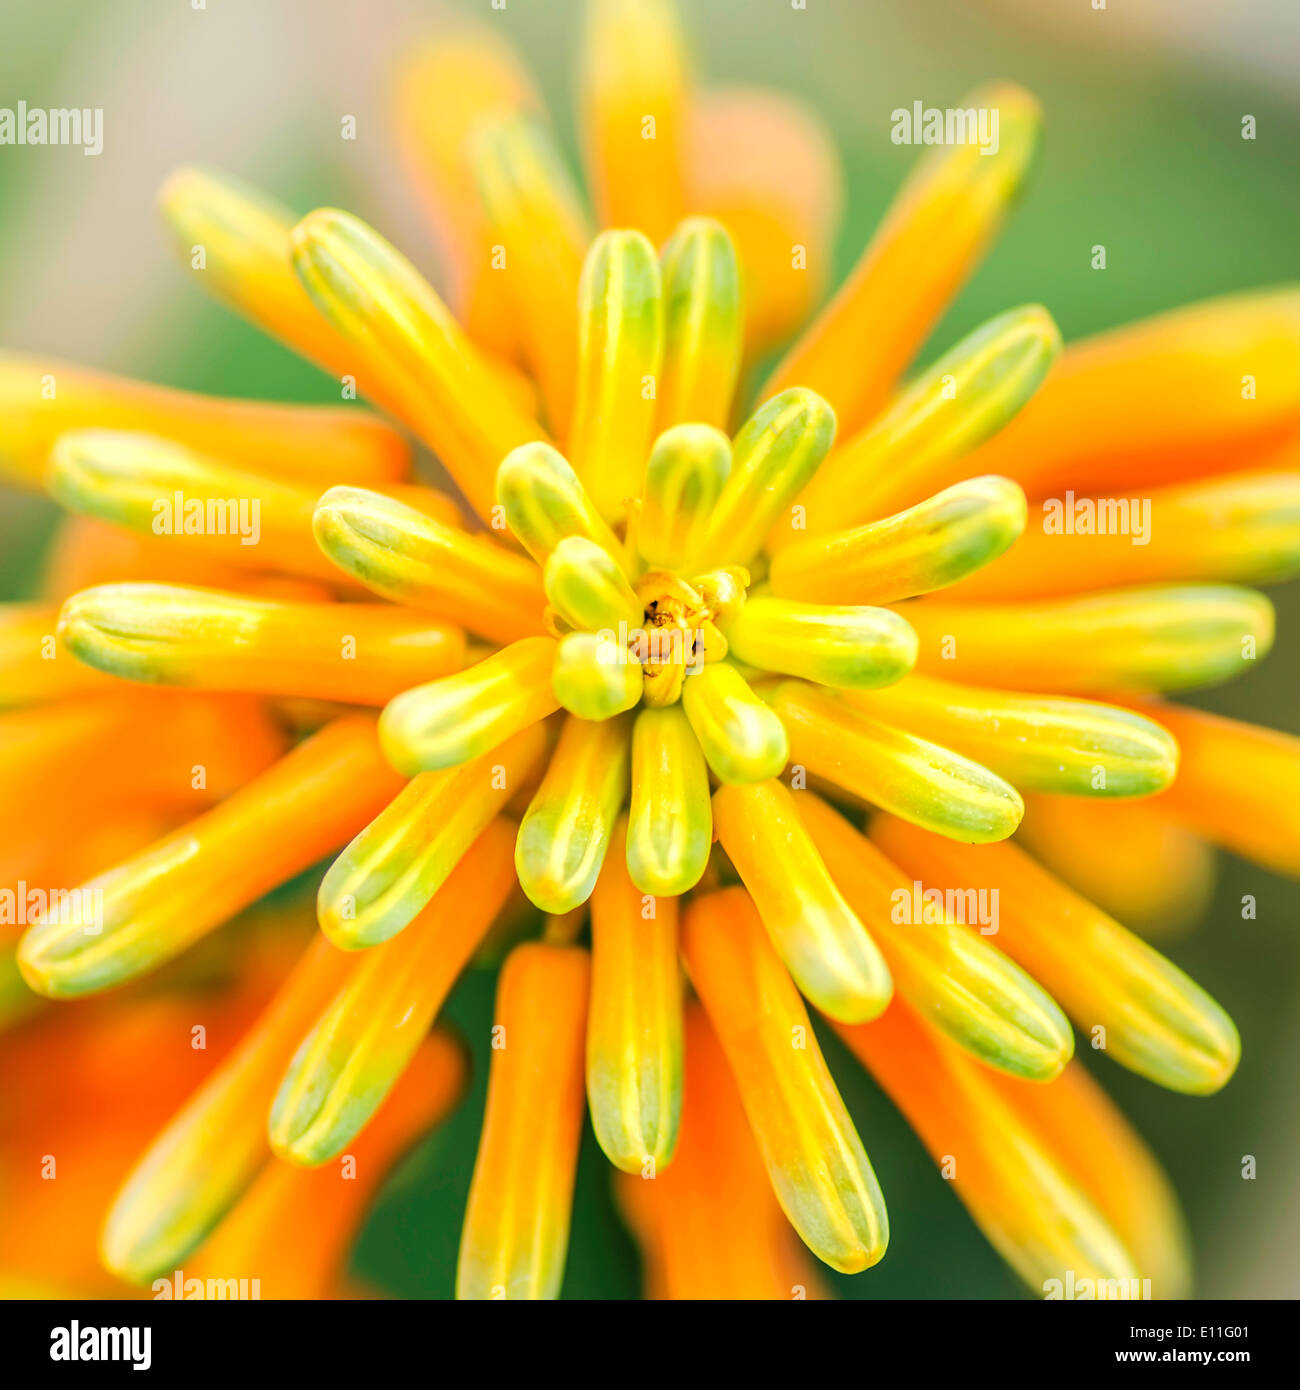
[2,0,1298,1298]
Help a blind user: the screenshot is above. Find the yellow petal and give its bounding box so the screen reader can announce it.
[313,484,546,644]
[318,723,548,948]
[515,712,631,913]
[844,674,1180,797]
[800,793,1072,1080]
[681,661,788,785]
[771,680,1023,843]
[18,717,404,997]
[289,207,544,522]
[271,820,517,1164]
[773,306,1058,542]
[616,1002,829,1299]
[626,704,711,896]
[712,780,892,1023]
[569,229,664,521]
[472,113,590,439]
[544,535,642,633]
[47,428,458,586]
[904,585,1275,693]
[495,440,626,569]
[587,816,683,1173]
[655,217,742,431]
[681,888,889,1274]
[552,630,644,721]
[762,84,1041,432]
[871,814,1241,1094]
[723,594,918,689]
[636,423,732,572]
[379,636,558,774]
[157,165,409,414]
[58,582,464,703]
[698,388,836,568]
[770,476,1028,604]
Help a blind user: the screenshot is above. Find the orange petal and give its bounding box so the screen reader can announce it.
[615,1002,827,1300]
[189,1031,466,1299]
[392,25,540,348]
[685,88,841,358]
[59,583,465,704]
[457,942,591,1299]
[99,932,355,1283]
[1146,701,1300,877]
[984,1060,1192,1297]
[834,999,1143,1293]
[0,602,116,705]
[761,84,1041,431]
[869,814,1240,1095]
[963,286,1300,496]
[1016,793,1214,939]
[901,585,1274,694]
[581,0,688,244]
[0,352,409,490]
[952,471,1300,599]
[19,716,404,997]
[471,115,590,441]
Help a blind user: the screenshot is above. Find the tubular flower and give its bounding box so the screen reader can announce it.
[2,0,1298,1306]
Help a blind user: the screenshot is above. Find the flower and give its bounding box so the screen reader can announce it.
[3,0,1299,1301]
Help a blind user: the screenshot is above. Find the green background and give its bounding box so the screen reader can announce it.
[2,0,1298,1298]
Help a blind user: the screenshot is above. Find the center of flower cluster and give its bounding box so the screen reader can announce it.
[629,566,749,707]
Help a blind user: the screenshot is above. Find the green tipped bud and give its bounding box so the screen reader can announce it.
[552,631,644,721]
[379,636,558,774]
[771,475,1028,606]
[846,675,1180,797]
[544,535,643,633]
[626,705,712,897]
[723,594,918,689]
[681,661,788,785]
[772,680,1024,843]
[496,440,625,568]
[656,216,742,430]
[570,229,664,521]
[637,423,732,571]
[700,388,836,568]
[516,714,631,913]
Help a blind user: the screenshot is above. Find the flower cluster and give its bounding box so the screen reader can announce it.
[3,0,1299,1300]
